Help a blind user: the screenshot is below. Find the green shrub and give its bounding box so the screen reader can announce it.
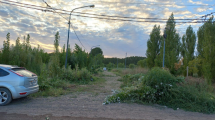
[105,67,215,113]
[129,64,135,69]
[119,74,144,88]
[142,67,182,100]
[159,84,215,113]
[60,66,92,84]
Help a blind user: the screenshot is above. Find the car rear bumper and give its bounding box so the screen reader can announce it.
[12,85,39,99]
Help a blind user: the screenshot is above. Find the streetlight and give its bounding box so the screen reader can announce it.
[162,26,170,68]
[65,5,95,68]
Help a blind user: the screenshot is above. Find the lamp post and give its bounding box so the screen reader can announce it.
[65,5,95,68]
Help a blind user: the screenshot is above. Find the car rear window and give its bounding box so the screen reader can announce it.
[11,68,36,77]
[0,68,10,77]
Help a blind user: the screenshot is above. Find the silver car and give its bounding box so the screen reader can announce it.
[0,64,39,106]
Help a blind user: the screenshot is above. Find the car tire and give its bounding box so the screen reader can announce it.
[0,88,12,106]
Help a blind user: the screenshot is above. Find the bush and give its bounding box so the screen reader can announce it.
[129,64,135,69]
[142,67,181,96]
[119,74,144,88]
[60,66,92,84]
[159,84,215,113]
[105,67,215,113]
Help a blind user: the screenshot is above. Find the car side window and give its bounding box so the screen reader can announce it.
[0,68,10,77]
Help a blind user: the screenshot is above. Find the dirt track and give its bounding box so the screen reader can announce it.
[0,71,215,120]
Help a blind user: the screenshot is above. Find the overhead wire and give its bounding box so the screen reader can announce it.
[0,1,208,24]
[80,0,210,6]
[54,0,94,51]
[41,0,88,51]
[1,0,212,21]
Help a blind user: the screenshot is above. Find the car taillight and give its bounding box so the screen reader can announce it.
[9,70,24,77]
[19,92,27,95]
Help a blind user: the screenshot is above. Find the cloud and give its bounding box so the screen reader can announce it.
[0,0,212,57]
[0,9,9,17]
[188,0,203,5]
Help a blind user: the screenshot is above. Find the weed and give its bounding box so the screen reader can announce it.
[104,67,215,114]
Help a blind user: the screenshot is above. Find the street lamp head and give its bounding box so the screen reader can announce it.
[89,5,95,8]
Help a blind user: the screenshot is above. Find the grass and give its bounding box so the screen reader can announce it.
[111,67,148,76]
[104,67,215,114]
[30,76,106,97]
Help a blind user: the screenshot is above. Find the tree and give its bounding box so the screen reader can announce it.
[137,59,147,68]
[72,44,88,69]
[196,23,205,77]
[158,13,181,74]
[201,16,215,84]
[90,47,103,57]
[2,33,10,64]
[181,25,196,75]
[146,25,162,68]
[54,31,60,54]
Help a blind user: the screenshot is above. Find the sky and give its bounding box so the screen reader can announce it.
[0,0,214,58]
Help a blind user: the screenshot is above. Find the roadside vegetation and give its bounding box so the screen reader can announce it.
[105,67,215,113]
[0,32,104,97]
[104,14,215,114]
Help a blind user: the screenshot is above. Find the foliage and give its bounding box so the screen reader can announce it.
[0,32,99,97]
[146,25,162,68]
[155,13,181,74]
[90,47,103,57]
[118,73,144,88]
[111,67,148,77]
[196,16,215,84]
[129,64,135,69]
[118,63,124,68]
[181,25,196,76]
[137,59,147,68]
[187,58,202,76]
[105,67,215,113]
[103,56,146,66]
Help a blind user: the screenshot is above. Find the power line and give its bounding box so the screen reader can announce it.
[81,0,210,6]
[42,0,68,21]
[176,4,215,26]
[0,1,210,24]
[1,0,212,21]
[70,22,87,51]
[42,0,88,51]
[0,1,206,23]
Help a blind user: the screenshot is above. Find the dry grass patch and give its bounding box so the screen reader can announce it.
[112,67,148,76]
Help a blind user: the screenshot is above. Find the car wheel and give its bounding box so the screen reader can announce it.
[0,88,12,106]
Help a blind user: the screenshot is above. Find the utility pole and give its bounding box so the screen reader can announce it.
[125,52,127,69]
[64,5,95,68]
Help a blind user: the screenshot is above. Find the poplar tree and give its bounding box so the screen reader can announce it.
[146,25,162,68]
[197,23,205,77]
[2,33,10,64]
[181,25,196,75]
[160,13,181,74]
[201,17,215,84]
[54,31,60,54]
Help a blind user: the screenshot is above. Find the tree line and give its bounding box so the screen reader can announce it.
[103,56,146,66]
[0,32,104,75]
[146,13,215,84]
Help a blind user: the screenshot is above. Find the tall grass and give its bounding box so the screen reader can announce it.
[111,67,148,76]
[105,67,215,114]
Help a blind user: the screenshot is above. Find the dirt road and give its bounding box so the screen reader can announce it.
[0,71,215,120]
